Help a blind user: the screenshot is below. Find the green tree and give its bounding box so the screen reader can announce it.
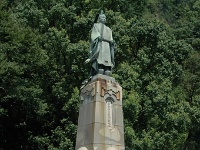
[0,1,49,149]
[1,0,199,149]
[182,51,200,149]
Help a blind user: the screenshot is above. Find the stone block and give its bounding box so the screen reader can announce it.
[116,126,125,146]
[116,145,125,150]
[78,106,84,126]
[104,127,122,145]
[93,144,105,150]
[105,145,118,150]
[84,124,94,145]
[77,146,88,150]
[113,105,124,126]
[76,125,85,147]
[91,74,115,82]
[94,101,104,123]
[76,75,125,150]
[93,123,105,144]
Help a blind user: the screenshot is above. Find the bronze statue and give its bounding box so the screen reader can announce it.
[85,10,115,77]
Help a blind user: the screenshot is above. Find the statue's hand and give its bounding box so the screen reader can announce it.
[85,58,90,64]
[98,36,103,41]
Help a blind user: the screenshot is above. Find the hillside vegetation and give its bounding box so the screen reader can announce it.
[0,0,200,149]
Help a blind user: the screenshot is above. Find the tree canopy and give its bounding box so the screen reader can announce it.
[0,0,199,149]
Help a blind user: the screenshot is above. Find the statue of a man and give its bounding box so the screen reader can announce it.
[85,10,115,77]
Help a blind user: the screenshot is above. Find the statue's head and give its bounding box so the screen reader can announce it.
[98,10,106,24]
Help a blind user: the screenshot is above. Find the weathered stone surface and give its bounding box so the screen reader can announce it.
[76,75,124,150]
[94,102,104,123]
[78,147,88,150]
[91,74,115,82]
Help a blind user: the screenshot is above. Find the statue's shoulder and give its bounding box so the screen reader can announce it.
[94,23,109,28]
[106,26,111,30]
[92,23,98,29]
[104,25,111,31]
[94,23,100,26]
[93,23,102,29]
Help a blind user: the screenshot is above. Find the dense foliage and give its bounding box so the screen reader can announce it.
[0,0,199,149]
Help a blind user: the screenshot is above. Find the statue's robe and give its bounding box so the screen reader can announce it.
[88,22,115,75]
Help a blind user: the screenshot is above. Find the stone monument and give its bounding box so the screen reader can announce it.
[75,11,125,150]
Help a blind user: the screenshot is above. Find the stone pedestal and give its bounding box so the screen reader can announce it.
[76,74,125,150]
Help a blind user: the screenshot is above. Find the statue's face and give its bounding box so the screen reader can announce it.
[99,14,106,23]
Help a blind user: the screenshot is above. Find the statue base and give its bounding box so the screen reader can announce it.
[76,74,125,150]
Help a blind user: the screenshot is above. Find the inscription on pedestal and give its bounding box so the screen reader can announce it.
[106,101,112,128]
[105,97,114,129]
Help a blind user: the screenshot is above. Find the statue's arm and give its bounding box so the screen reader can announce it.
[91,24,101,41]
[85,24,100,64]
[109,31,115,68]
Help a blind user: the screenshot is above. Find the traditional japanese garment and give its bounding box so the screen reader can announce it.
[88,22,115,75]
